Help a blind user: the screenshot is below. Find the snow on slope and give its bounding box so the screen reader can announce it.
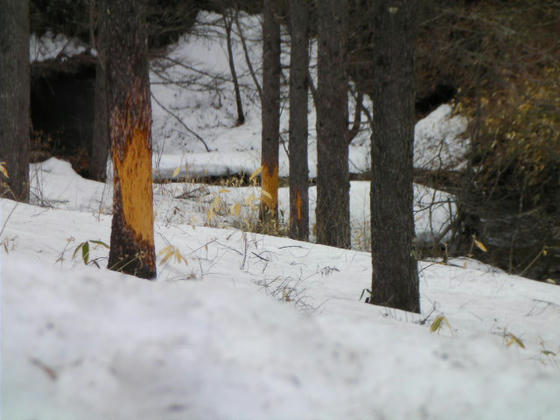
[149,12,467,180]
[1,196,560,420]
[29,157,454,248]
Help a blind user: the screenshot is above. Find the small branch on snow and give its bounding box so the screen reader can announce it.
[150,93,211,152]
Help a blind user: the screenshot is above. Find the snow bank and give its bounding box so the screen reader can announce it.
[2,197,560,419]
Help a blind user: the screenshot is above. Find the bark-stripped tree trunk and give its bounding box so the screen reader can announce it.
[101,0,157,279]
[260,0,281,226]
[370,0,420,312]
[288,0,309,241]
[316,0,350,248]
[0,0,29,202]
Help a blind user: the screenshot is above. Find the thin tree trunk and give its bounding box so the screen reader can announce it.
[370,0,420,313]
[288,0,309,241]
[101,0,157,279]
[235,9,263,101]
[260,0,281,225]
[0,0,30,202]
[316,0,350,248]
[223,10,245,126]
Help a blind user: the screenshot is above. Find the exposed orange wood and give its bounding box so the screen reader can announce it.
[261,163,278,215]
[113,127,154,246]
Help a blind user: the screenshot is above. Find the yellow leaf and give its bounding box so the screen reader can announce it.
[261,190,272,200]
[249,166,263,183]
[505,332,525,349]
[158,245,173,257]
[159,245,187,265]
[158,245,175,264]
[430,315,452,333]
[172,166,181,178]
[230,202,241,217]
[219,188,230,193]
[0,162,8,178]
[245,193,256,206]
[174,249,188,265]
[473,236,488,253]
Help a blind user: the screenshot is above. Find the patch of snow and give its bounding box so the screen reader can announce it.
[415,104,469,170]
[30,32,91,63]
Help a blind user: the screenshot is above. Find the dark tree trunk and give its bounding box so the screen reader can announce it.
[316,0,350,248]
[223,11,245,126]
[260,0,281,225]
[370,0,420,313]
[288,0,309,241]
[101,0,157,280]
[91,60,110,181]
[0,0,29,202]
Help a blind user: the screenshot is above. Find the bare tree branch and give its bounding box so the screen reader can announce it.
[150,93,211,152]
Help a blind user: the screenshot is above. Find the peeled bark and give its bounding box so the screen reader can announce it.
[101,0,156,279]
[370,0,420,313]
[288,0,310,241]
[260,0,281,225]
[316,0,350,248]
[0,0,30,202]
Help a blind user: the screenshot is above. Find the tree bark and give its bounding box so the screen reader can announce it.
[260,0,281,225]
[101,0,157,279]
[0,0,30,202]
[91,60,110,181]
[316,0,350,248]
[370,0,420,313]
[288,0,309,241]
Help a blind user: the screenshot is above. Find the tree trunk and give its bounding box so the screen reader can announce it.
[91,60,110,181]
[223,11,245,126]
[101,0,157,280]
[370,0,420,313]
[0,0,29,202]
[316,0,350,248]
[260,0,281,226]
[288,0,309,241]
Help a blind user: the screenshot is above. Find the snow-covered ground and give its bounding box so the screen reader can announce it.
[2,171,560,419]
[3,10,558,420]
[27,157,455,249]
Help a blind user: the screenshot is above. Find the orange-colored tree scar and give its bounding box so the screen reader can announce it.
[113,128,154,246]
[261,163,278,214]
[296,190,303,221]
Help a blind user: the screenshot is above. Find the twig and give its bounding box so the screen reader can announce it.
[251,251,270,262]
[0,202,18,237]
[151,93,211,152]
[235,10,263,101]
